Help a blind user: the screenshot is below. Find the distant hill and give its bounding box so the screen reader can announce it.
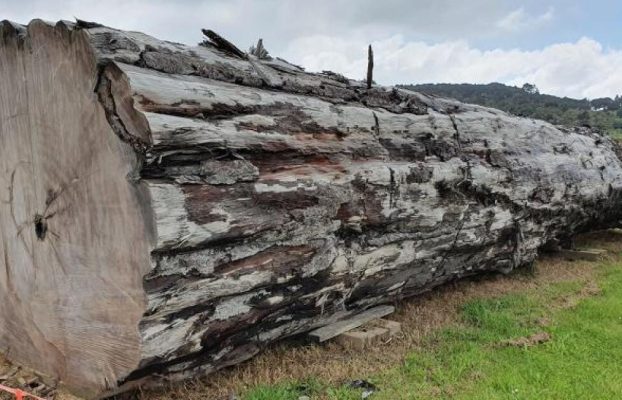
[399,82,622,138]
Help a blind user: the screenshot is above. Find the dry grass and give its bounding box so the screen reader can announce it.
[1,232,616,400]
[142,230,622,400]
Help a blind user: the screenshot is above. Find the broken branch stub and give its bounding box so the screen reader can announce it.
[200,28,247,59]
[249,38,271,60]
[367,44,374,89]
[1,19,622,399]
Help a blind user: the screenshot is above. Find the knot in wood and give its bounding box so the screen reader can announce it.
[34,213,47,241]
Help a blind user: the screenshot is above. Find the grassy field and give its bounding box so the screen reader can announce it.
[146,232,622,400]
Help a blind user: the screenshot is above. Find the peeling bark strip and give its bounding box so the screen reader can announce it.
[200,29,247,60]
[2,19,622,399]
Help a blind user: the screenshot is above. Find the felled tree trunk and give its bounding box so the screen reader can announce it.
[2,19,622,398]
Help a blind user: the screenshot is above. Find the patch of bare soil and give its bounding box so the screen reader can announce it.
[502,332,552,348]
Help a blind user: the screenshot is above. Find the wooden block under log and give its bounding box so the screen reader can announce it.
[335,319,402,350]
[557,249,608,261]
[308,306,395,342]
[376,319,402,335]
[336,327,389,350]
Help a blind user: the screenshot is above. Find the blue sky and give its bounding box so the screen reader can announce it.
[524,1,622,50]
[2,0,621,98]
[457,1,622,50]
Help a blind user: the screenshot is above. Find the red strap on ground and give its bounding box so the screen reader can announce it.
[0,384,46,400]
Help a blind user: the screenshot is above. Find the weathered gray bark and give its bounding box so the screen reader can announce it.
[2,19,622,398]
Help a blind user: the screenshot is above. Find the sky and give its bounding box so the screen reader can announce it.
[1,0,621,99]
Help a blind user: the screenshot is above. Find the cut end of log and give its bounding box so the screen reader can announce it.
[0,20,153,398]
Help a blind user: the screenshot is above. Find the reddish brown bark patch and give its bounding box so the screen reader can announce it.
[215,245,316,276]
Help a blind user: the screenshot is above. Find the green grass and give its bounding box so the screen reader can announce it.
[241,261,622,399]
[455,268,622,400]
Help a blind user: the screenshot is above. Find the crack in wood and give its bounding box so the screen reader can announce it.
[95,64,149,154]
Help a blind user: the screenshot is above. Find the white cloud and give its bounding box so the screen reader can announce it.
[1,0,620,99]
[496,7,555,32]
[283,35,622,99]
[0,0,552,53]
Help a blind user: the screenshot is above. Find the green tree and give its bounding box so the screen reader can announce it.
[522,83,539,95]
[399,82,622,137]
[577,110,591,126]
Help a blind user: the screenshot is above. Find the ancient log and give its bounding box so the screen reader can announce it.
[2,19,622,398]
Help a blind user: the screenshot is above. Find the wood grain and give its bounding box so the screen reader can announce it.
[0,20,153,398]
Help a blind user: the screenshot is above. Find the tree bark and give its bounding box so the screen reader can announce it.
[2,19,622,398]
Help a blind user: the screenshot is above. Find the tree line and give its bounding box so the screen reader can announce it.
[400,82,622,139]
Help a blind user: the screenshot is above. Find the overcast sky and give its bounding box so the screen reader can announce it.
[2,0,621,99]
